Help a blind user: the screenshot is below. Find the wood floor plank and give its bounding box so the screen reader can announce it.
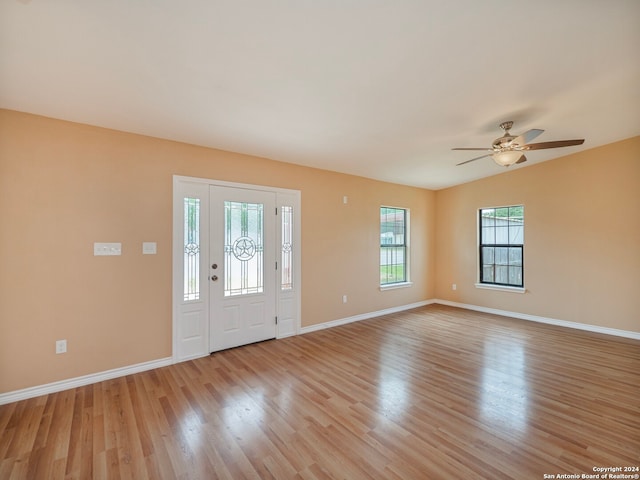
[1,304,638,479]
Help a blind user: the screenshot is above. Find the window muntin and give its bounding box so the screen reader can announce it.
[479,206,523,287]
[183,197,201,301]
[380,207,408,285]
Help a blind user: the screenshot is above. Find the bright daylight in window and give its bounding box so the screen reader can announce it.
[380,207,408,286]
[479,205,524,288]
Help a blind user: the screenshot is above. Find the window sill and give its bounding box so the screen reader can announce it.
[475,283,526,294]
[380,282,413,291]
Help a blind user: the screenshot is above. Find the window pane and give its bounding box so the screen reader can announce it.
[509,247,522,266]
[482,265,494,283]
[508,266,522,285]
[508,206,524,220]
[281,205,293,291]
[495,207,509,218]
[495,225,509,243]
[495,247,509,265]
[183,197,200,302]
[509,224,524,243]
[482,246,494,264]
[481,209,495,226]
[495,266,508,284]
[481,226,495,244]
[380,208,405,245]
[380,246,406,284]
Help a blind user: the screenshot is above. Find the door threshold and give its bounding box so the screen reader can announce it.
[209,337,277,355]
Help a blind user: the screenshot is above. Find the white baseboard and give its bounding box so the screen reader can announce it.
[300,299,435,335]
[299,297,640,340]
[0,357,173,406]
[3,299,637,406]
[4,301,437,405]
[435,299,640,340]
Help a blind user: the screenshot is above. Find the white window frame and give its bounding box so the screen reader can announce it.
[380,205,412,290]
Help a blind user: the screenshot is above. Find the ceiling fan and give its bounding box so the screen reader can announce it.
[453,121,584,167]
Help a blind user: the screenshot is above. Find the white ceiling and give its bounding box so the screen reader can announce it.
[1,1,639,189]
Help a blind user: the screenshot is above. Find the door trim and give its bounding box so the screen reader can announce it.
[172,175,302,363]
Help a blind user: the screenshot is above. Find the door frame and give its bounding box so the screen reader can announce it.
[172,175,302,363]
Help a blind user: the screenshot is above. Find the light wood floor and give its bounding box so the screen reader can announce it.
[1,305,639,479]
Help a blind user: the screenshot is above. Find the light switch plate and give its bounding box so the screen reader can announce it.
[142,242,157,254]
[94,242,122,256]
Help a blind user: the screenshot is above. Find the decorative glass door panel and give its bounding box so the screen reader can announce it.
[210,186,276,352]
[183,198,201,301]
[280,205,294,291]
[224,201,265,296]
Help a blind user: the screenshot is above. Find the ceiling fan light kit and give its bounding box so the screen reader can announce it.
[492,150,523,167]
[453,121,585,167]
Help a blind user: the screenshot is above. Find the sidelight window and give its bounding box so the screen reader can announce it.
[183,197,201,301]
[281,205,294,291]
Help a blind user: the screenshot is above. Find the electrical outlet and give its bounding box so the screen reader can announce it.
[342,295,348,304]
[452,284,457,291]
[56,339,67,354]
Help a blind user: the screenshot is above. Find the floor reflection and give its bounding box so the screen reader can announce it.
[377,345,409,420]
[479,336,529,434]
[180,410,204,450]
[378,373,408,419]
[220,389,266,440]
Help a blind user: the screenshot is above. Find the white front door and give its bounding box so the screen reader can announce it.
[209,186,277,352]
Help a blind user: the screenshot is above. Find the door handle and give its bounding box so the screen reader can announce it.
[211,275,218,281]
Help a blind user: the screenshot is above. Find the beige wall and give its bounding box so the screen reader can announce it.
[1,108,637,395]
[435,136,640,332]
[0,109,435,393]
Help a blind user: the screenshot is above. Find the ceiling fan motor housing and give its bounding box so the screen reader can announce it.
[492,135,517,151]
[493,121,519,151]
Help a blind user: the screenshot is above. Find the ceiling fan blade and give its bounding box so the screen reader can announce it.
[456,154,491,166]
[525,139,585,150]
[452,147,492,151]
[512,129,544,146]
[516,155,527,164]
